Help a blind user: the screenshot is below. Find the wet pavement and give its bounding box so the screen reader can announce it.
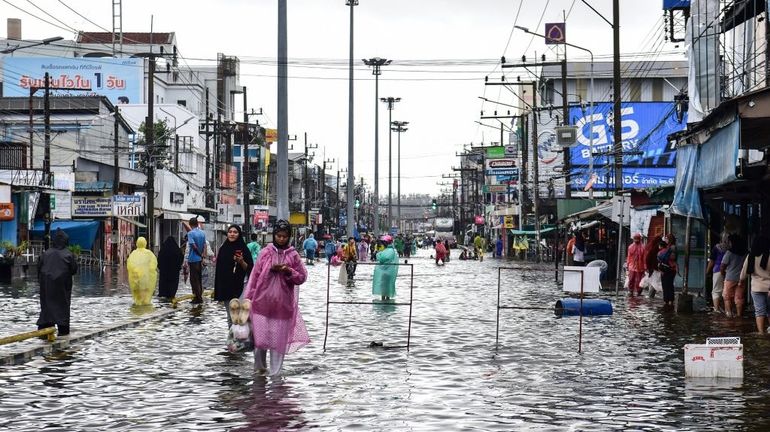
[2,250,770,431]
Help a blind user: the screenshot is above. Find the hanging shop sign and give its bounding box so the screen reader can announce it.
[113,195,144,217]
[485,158,519,176]
[0,203,14,221]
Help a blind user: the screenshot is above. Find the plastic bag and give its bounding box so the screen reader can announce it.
[252,273,294,320]
[623,271,629,290]
[639,273,650,289]
[226,325,254,353]
[338,264,348,285]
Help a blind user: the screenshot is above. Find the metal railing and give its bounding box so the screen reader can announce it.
[323,261,415,351]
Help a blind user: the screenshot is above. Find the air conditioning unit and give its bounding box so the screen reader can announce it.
[555,126,578,147]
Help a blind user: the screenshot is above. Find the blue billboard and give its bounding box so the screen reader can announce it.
[2,57,142,104]
[569,102,686,191]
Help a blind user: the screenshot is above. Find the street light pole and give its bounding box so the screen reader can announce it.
[345,0,359,238]
[277,0,289,221]
[391,120,408,231]
[380,96,400,231]
[513,25,594,198]
[363,57,391,235]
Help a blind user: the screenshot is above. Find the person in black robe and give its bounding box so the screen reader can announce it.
[157,236,184,298]
[213,225,254,326]
[37,228,78,336]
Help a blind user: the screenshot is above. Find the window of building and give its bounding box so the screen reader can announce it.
[177,99,187,107]
[233,145,242,157]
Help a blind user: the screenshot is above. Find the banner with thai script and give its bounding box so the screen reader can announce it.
[72,196,112,217]
[569,102,687,191]
[3,57,142,104]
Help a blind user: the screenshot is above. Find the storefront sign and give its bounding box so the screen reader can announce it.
[51,191,72,220]
[72,196,112,217]
[0,203,13,221]
[485,158,519,176]
[504,215,515,229]
[113,195,144,217]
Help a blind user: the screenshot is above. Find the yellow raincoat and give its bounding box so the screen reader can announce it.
[127,237,158,305]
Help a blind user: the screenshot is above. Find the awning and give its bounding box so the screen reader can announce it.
[563,200,614,223]
[161,211,206,222]
[509,227,556,235]
[30,219,100,250]
[115,215,147,228]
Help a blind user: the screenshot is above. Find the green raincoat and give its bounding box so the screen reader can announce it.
[372,244,399,298]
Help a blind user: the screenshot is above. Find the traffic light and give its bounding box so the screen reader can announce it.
[431,199,437,210]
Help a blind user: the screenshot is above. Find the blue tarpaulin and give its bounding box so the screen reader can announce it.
[663,0,690,10]
[30,220,100,250]
[671,119,740,219]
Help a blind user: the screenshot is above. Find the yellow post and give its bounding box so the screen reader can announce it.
[0,327,56,345]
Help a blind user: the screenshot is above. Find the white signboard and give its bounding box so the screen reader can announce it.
[485,158,519,176]
[72,196,112,217]
[685,339,743,378]
[113,195,144,217]
[562,266,601,293]
[51,191,72,220]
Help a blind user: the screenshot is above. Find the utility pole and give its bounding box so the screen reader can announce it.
[43,72,51,250]
[336,167,347,236]
[146,57,156,250]
[304,133,317,232]
[205,89,211,209]
[612,0,622,194]
[277,0,289,220]
[531,82,541,262]
[380,96,400,231]
[242,85,250,236]
[561,59,571,198]
[112,106,121,264]
[345,0,358,238]
[391,120,408,231]
[363,57,391,236]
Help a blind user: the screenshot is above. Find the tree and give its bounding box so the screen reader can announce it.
[136,119,172,171]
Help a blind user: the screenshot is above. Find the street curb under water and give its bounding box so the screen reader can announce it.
[0,308,177,366]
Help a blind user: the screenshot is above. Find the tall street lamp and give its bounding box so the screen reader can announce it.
[513,25,595,198]
[345,0,359,238]
[391,120,408,231]
[363,57,391,235]
[380,96,400,231]
[1,36,63,54]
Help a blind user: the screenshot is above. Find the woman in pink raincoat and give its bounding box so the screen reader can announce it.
[243,219,309,375]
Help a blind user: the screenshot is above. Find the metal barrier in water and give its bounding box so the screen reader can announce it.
[323,261,415,351]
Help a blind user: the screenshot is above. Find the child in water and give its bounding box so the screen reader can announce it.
[243,219,310,375]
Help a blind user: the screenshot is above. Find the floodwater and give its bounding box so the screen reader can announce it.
[2,250,770,431]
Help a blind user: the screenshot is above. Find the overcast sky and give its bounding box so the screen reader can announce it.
[1,0,682,196]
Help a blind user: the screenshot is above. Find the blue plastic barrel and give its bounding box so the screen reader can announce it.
[555,298,613,316]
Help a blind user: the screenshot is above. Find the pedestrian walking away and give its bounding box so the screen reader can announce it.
[373,235,399,300]
[303,233,318,265]
[706,233,729,312]
[186,216,208,304]
[435,239,448,265]
[127,236,157,306]
[566,233,576,266]
[36,228,78,336]
[657,234,678,307]
[243,219,309,376]
[738,236,770,333]
[158,236,184,299]
[626,233,646,297]
[721,234,748,318]
[213,225,254,328]
[572,232,586,266]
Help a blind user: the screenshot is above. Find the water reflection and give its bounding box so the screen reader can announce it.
[227,377,307,431]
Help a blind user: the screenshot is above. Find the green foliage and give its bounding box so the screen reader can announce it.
[67,244,82,256]
[0,240,28,263]
[136,119,173,171]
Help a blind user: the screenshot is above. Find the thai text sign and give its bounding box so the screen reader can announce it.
[72,196,112,217]
[569,102,686,191]
[113,195,144,217]
[3,57,142,104]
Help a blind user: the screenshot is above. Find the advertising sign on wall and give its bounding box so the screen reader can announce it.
[72,196,112,217]
[51,191,72,219]
[569,102,686,191]
[3,57,143,104]
[113,195,144,217]
[485,158,519,176]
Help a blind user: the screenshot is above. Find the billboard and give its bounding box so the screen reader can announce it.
[3,57,143,104]
[569,102,686,191]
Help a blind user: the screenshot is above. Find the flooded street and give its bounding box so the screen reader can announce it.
[2,250,770,431]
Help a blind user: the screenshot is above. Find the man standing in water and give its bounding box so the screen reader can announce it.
[186,217,207,304]
[37,229,78,335]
